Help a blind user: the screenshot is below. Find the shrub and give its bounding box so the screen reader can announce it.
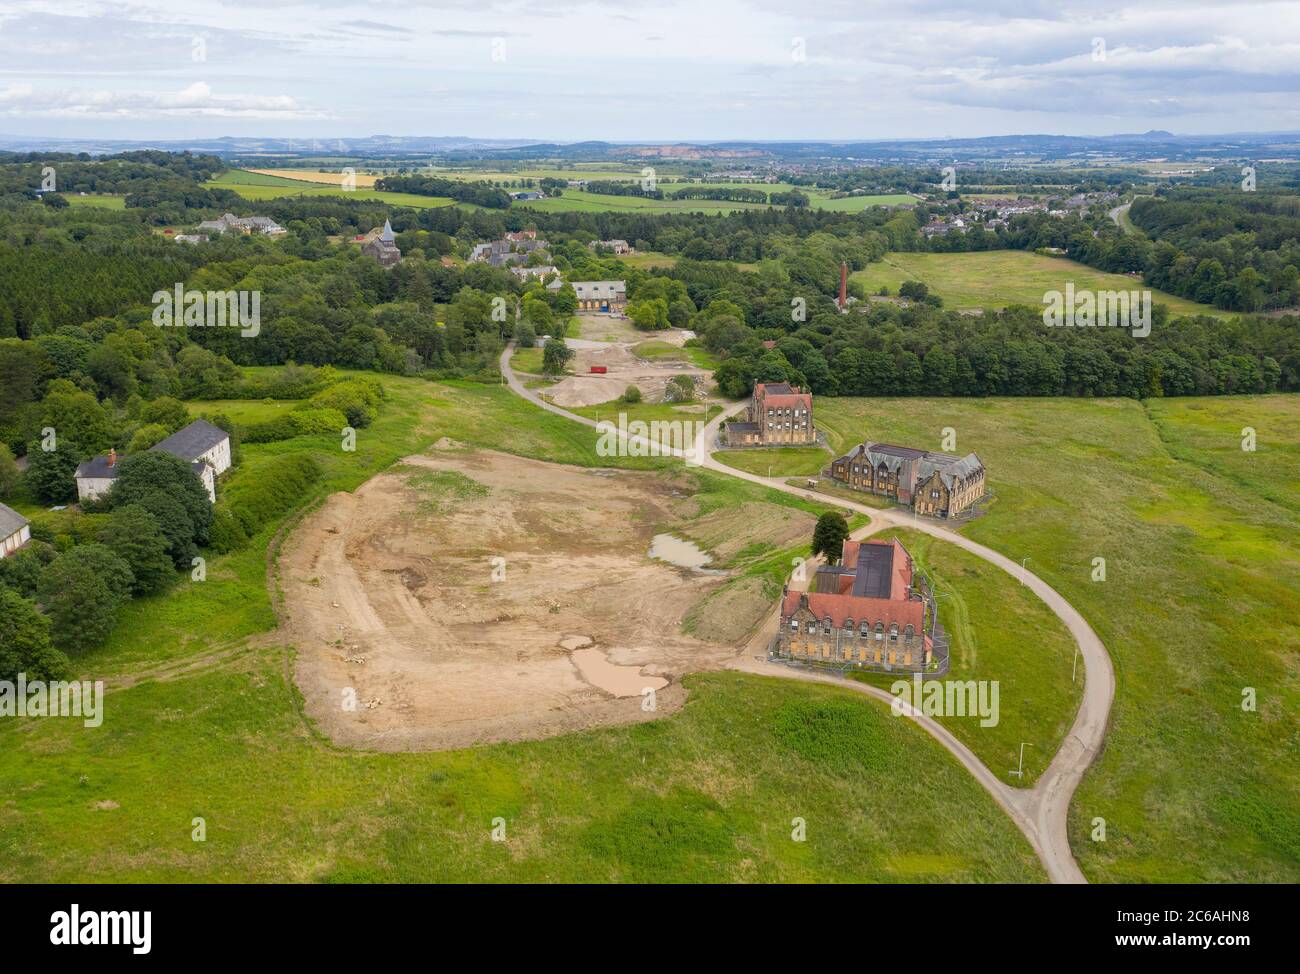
[621,385,642,404]
[221,454,321,539]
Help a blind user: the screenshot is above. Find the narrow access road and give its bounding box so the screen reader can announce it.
[500,344,1114,884]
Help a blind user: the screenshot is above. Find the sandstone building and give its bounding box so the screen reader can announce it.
[724,382,816,446]
[774,537,932,670]
[829,441,985,518]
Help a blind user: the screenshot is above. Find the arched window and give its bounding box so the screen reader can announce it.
[822,615,833,635]
[904,624,915,637]
[874,621,884,635]
[843,617,854,633]
[805,620,816,634]
[859,621,870,637]
[889,623,899,641]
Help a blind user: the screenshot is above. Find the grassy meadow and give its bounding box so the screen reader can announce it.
[0,371,1044,882]
[208,170,454,209]
[852,251,1222,316]
[817,394,1300,882]
[712,446,832,478]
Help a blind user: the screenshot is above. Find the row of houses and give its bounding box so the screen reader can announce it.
[922,191,1120,237]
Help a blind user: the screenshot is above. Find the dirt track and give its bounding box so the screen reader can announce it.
[280,446,739,751]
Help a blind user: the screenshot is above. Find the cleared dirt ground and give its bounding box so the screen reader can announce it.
[544,338,711,407]
[282,446,746,751]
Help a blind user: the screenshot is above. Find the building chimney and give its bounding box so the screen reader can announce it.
[838,261,848,311]
[107,448,116,468]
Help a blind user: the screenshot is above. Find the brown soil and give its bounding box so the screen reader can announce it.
[544,335,711,408]
[280,447,744,751]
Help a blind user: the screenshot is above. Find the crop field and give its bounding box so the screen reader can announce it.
[0,371,1046,882]
[852,251,1223,316]
[246,168,380,188]
[817,393,1300,882]
[208,170,453,208]
[515,189,776,215]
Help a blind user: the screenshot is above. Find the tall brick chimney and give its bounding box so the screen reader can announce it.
[107,448,116,468]
[839,261,848,310]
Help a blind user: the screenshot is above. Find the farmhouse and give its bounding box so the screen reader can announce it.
[75,420,231,504]
[725,382,816,446]
[197,213,286,236]
[774,538,932,671]
[829,441,986,518]
[361,219,401,267]
[0,502,31,559]
[570,280,627,312]
[588,239,632,254]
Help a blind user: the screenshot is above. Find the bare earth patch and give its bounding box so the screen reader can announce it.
[281,448,745,751]
[543,338,711,407]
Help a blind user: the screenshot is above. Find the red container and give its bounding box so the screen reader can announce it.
[589,365,608,374]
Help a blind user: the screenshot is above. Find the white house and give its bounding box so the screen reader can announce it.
[75,419,231,504]
[0,502,31,559]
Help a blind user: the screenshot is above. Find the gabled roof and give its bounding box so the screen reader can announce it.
[0,501,28,539]
[150,420,229,461]
[75,455,121,480]
[380,219,395,242]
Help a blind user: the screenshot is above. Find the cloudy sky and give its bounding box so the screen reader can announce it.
[1,0,1298,141]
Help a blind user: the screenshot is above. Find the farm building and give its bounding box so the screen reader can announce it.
[829,441,985,518]
[725,382,816,446]
[0,502,31,559]
[197,213,286,236]
[75,420,232,504]
[570,281,627,312]
[774,538,932,671]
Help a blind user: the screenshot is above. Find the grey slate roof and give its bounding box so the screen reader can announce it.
[151,419,228,461]
[75,455,121,480]
[850,542,895,599]
[0,501,28,539]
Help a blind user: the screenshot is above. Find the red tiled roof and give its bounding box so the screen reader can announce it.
[759,394,812,409]
[782,589,923,631]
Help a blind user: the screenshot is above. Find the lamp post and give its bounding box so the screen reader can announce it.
[1010,742,1033,780]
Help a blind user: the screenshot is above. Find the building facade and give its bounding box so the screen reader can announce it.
[829,442,985,518]
[0,502,31,559]
[571,280,627,312]
[725,382,816,446]
[75,420,231,504]
[774,538,932,671]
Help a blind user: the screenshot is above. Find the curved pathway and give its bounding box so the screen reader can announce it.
[499,344,1114,883]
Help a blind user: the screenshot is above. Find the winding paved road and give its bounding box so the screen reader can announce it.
[499,344,1114,883]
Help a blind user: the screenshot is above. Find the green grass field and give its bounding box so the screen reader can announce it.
[852,251,1222,316]
[0,372,1046,882]
[854,528,1082,787]
[64,195,126,209]
[208,171,454,209]
[817,393,1300,881]
[712,447,831,478]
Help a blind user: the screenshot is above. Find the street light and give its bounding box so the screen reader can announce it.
[1020,556,1030,586]
[1009,742,1034,780]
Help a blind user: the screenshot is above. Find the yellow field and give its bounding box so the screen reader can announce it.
[247,168,380,188]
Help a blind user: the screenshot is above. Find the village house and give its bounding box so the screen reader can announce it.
[470,236,549,265]
[570,280,627,312]
[361,219,401,267]
[75,420,232,505]
[510,264,559,282]
[196,213,287,237]
[588,239,633,255]
[0,502,31,559]
[829,441,986,518]
[774,537,932,671]
[724,382,816,447]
